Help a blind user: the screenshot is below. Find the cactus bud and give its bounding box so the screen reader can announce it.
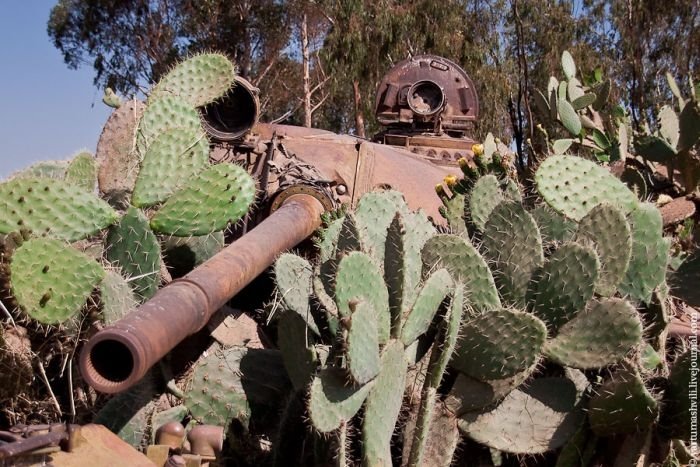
[472,143,485,157]
[435,184,447,199]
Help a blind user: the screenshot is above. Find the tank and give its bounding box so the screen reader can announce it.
[80,54,481,394]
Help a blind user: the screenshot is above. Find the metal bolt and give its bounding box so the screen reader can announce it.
[336,184,347,195]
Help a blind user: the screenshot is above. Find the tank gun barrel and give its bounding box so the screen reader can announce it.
[80,194,324,394]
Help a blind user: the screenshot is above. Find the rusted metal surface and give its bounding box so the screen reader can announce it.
[660,197,696,226]
[80,194,324,393]
[374,55,479,132]
[49,424,155,467]
[187,425,224,459]
[201,76,260,142]
[155,422,186,449]
[249,123,461,223]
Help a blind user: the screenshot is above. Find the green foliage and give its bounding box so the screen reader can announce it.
[10,238,105,324]
[185,345,290,429]
[0,177,118,241]
[65,151,97,191]
[587,368,658,436]
[150,52,235,107]
[458,377,585,454]
[131,127,210,207]
[99,269,138,325]
[105,207,161,301]
[149,163,256,236]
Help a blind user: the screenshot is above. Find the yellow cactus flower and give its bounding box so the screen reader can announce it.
[443,175,458,187]
[472,143,484,157]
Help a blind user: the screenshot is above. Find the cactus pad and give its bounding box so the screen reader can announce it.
[422,234,500,312]
[65,151,97,192]
[400,268,452,346]
[150,163,255,236]
[0,177,118,241]
[530,242,599,333]
[618,203,669,304]
[574,203,632,296]
[354,190,408,262]
[346,300,380,385]
[99,269,138,325]
[277,311,318,391]
[530,204,576,244]
[587,368,658,436]
[105,207,161,301]
[662,350,692,439]
[334,251,390,342]
[441,193,466,235]
[10,238,105,324]
[161,231,224,277]
[131,127,210,207]
[469,175,503,231]
[535,155,638,221]
[186,346,290,429]
[482,201,544,306]
[458,377,585,454]
[545,298,642,368]
[274,253,319,335]
[136,95,203,154]
[362,340,408,466]
[452,308,546,381]
[445,370,532,414]
[385,213,407,334]
[150,53,235,107]
[308,368,372,433]
[11,161,68,180]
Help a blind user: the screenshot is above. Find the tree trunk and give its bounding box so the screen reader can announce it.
[353,80,366,138]
[301,13,312,128]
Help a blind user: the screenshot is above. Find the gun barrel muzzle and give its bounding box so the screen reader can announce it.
[80,194,324,393]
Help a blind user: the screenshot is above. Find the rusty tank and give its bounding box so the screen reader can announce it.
[80,54,480,394]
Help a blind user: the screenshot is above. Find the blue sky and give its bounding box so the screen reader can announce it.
[0,1,111,178]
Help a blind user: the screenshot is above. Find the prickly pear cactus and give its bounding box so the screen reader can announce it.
[149,163,256,236]
[65,151,97,192]
[10,238,105,324]
[131,127,210,207]
[423,150,677,460]
[105,207,161,301]
[0,177,118,241]
[274,190,468,465]
[185,344,291,429]
[149,52,235,107]
[535,155,638,221]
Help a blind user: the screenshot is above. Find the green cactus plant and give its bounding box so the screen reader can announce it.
[65,151,97,192]
[0,177,118,241]
[185,344,290,429]
[458,377,586,454]
[149,52,236,108]
[10,237,105,324]
[131,127,210,207]
[105,207,162,301]
[99,269,138,325]
[149,163,255,236]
